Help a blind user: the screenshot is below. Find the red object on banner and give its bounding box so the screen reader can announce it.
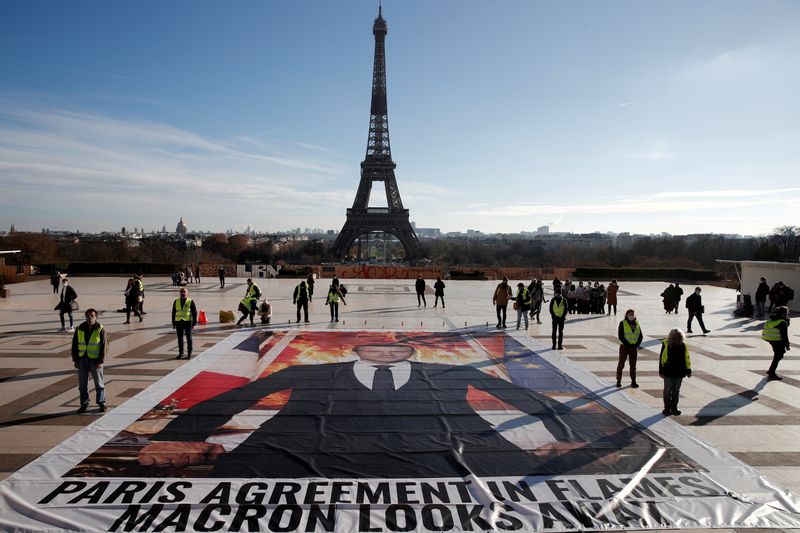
[160,371,250,410]
[198,310,207,324]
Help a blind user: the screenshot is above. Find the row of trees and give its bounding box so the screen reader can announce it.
[1,227,798,270]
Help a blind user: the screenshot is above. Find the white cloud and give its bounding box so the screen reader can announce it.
[453,188,800,217]
[0,96,356,230]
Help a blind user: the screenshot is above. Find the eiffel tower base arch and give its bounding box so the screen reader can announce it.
[332,210,420,261]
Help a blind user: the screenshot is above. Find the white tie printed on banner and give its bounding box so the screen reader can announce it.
[1,329,799,532]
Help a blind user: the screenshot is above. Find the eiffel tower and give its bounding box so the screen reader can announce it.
[332,5,420,261]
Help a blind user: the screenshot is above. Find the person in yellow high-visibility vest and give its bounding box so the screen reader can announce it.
[71,308,108,413]
[763,306,790,380]
[325,283,347,322]
[616,309,643,388]
[236,278,261,327]
[549,288,568,350]
[172,288,198,360]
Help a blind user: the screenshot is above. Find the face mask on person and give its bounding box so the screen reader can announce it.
[626,314,635,321]
[87,316,97,326]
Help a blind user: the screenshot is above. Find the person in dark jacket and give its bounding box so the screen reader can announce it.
[218,267,226,288]
[71,308,108,413]
[55,278,78,332]
[775,282,793,307]
[172,287,198,360]
[674,283,684,313]
[616,309,643,388]
[415,275,427,307]
[294,280,310,323]
[306,274,315,301]
[512,282,532,330]
[763,306,791,380]
[755,277,770,319]
[50,270,61,294]
[685,287,710,334]
[433,277,446,308]
[658,328,692,416]
[768,282,781,313]
[528,279,546,324]
[660,284,677,314]
[549,289,568,350]
[124,278,142,324]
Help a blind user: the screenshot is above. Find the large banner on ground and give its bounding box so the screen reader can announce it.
[1,329,799,532]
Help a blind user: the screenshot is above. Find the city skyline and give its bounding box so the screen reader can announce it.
[1,1,799,236]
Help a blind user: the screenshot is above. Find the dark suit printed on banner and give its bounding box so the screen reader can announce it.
[139,344,660,478]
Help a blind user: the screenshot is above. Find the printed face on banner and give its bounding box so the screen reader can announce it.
[68,330,694,479]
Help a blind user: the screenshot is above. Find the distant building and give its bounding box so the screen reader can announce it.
[416,227,442,239]
[536,225,549,235]
[176,217,188,238]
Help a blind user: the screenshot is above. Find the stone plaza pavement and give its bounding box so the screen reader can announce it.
[0,276,798,532]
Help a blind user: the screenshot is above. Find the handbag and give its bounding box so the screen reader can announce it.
[69,300,79,312]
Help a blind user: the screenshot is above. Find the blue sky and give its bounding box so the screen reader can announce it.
[1,0,798,236]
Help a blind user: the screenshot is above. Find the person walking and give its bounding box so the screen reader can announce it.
[172,287,198,360]
[763,306,790,380]
[433,277,446,308]
[513,282,532,330]
[124,278,142,324]
[306,274,315,301]
[659,329,692,416]
[607,280,619,315]
[616,309,643,388]
[529,279,546,324]
[549,288,568,350]
[236,278,261,327]
[685,287,710,334]
[134,274,146,316]
[71,308,108,413]
[415,275,427,307]
[674,283,684,313]
[492,276,512,328]
[294,280,310,323]
[50,270,61,294]
[194,264,201,284]
[55,278,78,332]
[755,277,770,319]
[326,283,346,322]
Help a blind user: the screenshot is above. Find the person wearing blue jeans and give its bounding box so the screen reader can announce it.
[71,308,108,413]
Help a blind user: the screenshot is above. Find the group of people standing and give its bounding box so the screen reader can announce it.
[414,275,446,308]
[559,280,618,315]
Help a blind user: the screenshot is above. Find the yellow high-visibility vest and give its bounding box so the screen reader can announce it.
[246,283,260,299]
[660,339,691,369]
[77,326,104,359]
[240,298,255,313]
[552,298,566,318]
[623,320,641,344]
[174,298,192,322]
[762,319,787,342]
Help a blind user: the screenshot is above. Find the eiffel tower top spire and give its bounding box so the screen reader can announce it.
[366,2,391,161]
